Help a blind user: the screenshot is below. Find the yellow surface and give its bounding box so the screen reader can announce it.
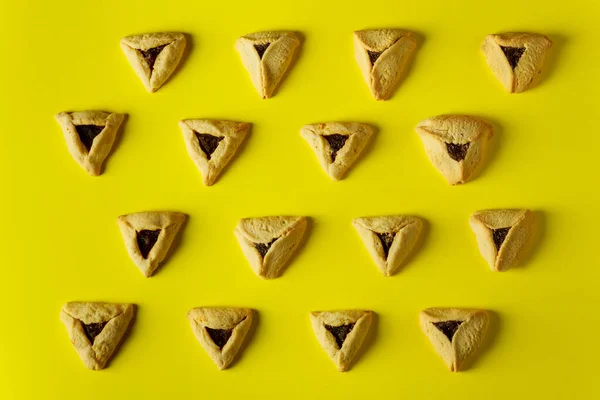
[1,0,599,398]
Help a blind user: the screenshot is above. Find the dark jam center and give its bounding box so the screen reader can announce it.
[367,50,383,65]
[75,125,104,152]
[500,46,526,70]
[433,320,463,342]
[139,44,168,71]
[254,238,278,258]
[195,133,224,160]
[446,142,470,161]
[254,43,270,59]
[323,134,349,163]
[492,227,511,251]
[136,229,161,259]
[324,323,355,349]
[81,321,108,344]
[205,327,233,350]
[376,232,396,259]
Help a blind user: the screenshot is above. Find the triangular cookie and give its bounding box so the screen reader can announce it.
[301,122,374,180]
[117,211,186,277]
[469,209,534,272]
[55,111,125,176]
[354,29,417,100]
[353,215,423,276]
[234,216,307,279]
[120,32,186,92]
[235,31,301,98]
[60,302,134,370]
[482,33,552,93]
[179,119,250,186]
[187,307,253,370]
[415,115,494,185]
[310,310,372,372]
[420,308,489,372]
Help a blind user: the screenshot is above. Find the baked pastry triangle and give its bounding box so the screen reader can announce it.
[482,32,552,93]
[60,302,134,370]
[179,119,250,186]
[235,31,301,98]
[354,29,417,100]
[187,307,253,370]
[310,310,372,372]
[420,308,489,372]
[469,209,534,271]
[301,122,374,180]
[120,32,186,92]
[117,211,186,277]
[353,215,423,276]
[415,115,493,185]
[234,216,307,279]
[55,111,125,176]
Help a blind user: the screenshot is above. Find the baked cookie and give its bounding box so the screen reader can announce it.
[420,308,489,372]
[415,115,494,185]
[353,215,423,276]
[187,307,253,370]
[301,122,374,180]
[234,216,307,279]
[55,111,125,176]
[120,32,187,92]
[310,310,372,372]
[482,33,552,93]
[60,302,134,370]
[235,31,301,98]
[469,209,534,272]
[179,119,250,186]
[117,211,186,277]
[354,29,417,100]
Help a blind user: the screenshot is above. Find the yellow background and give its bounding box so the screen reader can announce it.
[1,0,599,398]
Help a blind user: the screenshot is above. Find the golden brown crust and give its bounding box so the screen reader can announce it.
[235,31,300,98]
[60,302,134,370]
[310,310,372,372]
[187,307,253,370]
[234,216,307,279]
[55,111,125,176]
[300,122,374,180]
[120,32,186,92]
[469,209,534,271]
[420,307,489,372]
[117,211,186,277]
[481,32,552,93]
[415,115,494,185]
[179,119,250,186]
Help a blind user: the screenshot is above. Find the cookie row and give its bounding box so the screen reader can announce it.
[116,210,534,279]
[61,303,491,372]
[120,30,553,97]
[56,113,496,185]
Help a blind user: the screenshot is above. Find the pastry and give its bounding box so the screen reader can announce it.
[179,119,250,186]
[55,111,125,176]
[117,211,186,277]
[354,29,417,100]
[120,32,187,92]
[482,32,552,93]
[187,307,253,370]
[469,209,534,271]
[352,215,423,276]
[234,216,307,279]
[60,302,134,370]
[310,310,372,372]
[420,307,489,372]
[301,122,374,180]
[235,31,301,98]
[415,115,494,185]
